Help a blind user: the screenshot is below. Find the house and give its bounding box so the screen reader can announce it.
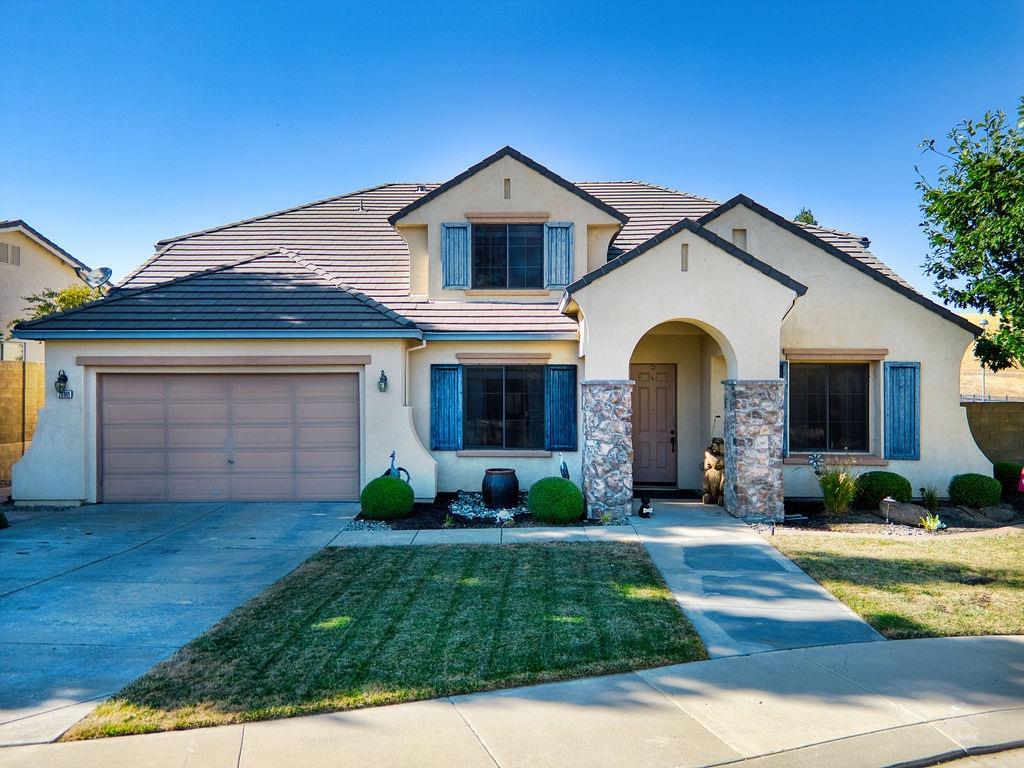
[1,220,92,484]
[11,147,990,518]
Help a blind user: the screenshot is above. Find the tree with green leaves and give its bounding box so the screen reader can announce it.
[794,207,819,226]
[918,98,1024,371]
[8,284,103,337]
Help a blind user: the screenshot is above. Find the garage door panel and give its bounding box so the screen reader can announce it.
[167,476,231,500]
[232,402,293,423]
[102,451,166,472]
[295,449,358,471]
[101,373,359,502]
[104,426,166,450]
[295,401,357,422]
[168,426,231,448]
[168,402,229,423]
[103,402,165,422]
[232,451,295,471]
[168,451,230,472]
[166,376,229,400]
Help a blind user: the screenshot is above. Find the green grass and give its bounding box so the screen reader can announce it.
[770,529,1024,639]
[66,542,704,740]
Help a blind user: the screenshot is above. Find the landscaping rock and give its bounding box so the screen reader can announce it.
[876,501,928,527]
[980,504,1016,523]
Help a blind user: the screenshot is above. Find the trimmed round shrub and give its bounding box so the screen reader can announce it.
[854,471,912,509]
[993,461,1023,501]
[360,476,414,520]
[948,473,1001,509]
[528,477,584,524]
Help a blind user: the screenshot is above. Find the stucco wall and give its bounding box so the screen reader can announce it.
[1,230,83,334]
[964,402,1024,464]
[13,339,438,504]
[704,206,990,495]
[572,229,799,381]
[395,155,621,301]
[407,338,583,493]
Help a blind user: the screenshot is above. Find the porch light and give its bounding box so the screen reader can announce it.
[54,369,69,396]
[377,370,388,393]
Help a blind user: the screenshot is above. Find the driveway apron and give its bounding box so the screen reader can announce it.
[0,502,356,746]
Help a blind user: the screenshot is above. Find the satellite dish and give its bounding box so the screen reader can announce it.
[78,267,113,288]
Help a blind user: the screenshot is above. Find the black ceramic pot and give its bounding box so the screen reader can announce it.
[482,468,519,509]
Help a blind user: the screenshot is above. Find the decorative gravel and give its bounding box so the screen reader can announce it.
[449,491,528,525]
[344,518,391,531]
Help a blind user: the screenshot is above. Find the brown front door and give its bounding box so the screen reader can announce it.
[631,363,677,485]
[98,373,360,502]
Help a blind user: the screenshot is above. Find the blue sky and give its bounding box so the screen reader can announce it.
[4,0,1022,297]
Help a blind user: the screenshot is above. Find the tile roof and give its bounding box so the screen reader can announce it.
[16,250,417,335]
[24,173,959,337]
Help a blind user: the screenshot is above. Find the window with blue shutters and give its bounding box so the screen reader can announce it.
[430,364,463,450]
[440,222,471,289]
[884,362,920,460]
[544,365,578,451]
[430,363,578,452]
[544,222,574,288]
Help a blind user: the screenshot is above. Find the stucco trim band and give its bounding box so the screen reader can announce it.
[465,212,550,223]
[76,355,372,367]
[455,352,552,364]
[784,348,888,361]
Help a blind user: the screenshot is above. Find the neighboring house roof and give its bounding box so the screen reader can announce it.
[696,195,981,334]
[386,146,629,225]
[564,218,809,297]
[22,165,967,338]
[15,250,419,338]
[0,219,91,272]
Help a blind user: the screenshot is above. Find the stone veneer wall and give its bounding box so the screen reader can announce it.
[581,380,634,518]
[723,379,785,521]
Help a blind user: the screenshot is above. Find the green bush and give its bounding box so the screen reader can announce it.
[528,477,584,524]
[948,473,1001,509]
[360,476,414,520]
[855,471,913,509]
[993,461,1023,501]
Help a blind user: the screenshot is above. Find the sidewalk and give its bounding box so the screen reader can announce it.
[1,636,1021,768]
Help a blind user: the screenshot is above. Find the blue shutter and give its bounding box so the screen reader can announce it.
[779,360,789,456]
[544,222,574,288]
[441,223,470,289]
[544,364,578,451]
[884,362,920,460]
[430,364,463,450]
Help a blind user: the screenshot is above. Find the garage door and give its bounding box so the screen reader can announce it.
[99,373,359,502]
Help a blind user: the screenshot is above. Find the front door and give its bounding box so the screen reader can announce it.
[631,363,677,485]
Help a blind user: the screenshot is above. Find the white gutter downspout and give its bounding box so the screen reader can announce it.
[404,338,427,406]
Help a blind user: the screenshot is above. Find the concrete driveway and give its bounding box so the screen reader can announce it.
[0,502,357,746]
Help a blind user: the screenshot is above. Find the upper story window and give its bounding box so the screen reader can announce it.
[472,224,544,289]
[789,363,869,452]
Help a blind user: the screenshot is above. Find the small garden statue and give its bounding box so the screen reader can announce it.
[382,451,411,483]
[702,437,725,506]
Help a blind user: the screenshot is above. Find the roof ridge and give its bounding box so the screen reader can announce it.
[798,221,867,241]
[279,250,417,328]
[154,182,402,247]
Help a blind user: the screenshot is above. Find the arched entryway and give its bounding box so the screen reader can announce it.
[629,321,728,494]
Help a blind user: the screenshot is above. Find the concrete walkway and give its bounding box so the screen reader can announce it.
[1,636,1021,768]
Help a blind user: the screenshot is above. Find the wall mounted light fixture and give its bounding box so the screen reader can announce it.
[54,369,73,399]
[377,370,389,393]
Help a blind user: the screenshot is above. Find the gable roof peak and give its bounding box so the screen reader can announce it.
[386,146,628,225]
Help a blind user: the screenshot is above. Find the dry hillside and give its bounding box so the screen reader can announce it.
[960,313,1024,399]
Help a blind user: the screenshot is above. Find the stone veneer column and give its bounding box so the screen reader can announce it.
[723,379,785,521]
[581,380,634,518]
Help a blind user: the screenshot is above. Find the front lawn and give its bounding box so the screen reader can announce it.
[66,542,704,740]
[769,529,1024,639]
